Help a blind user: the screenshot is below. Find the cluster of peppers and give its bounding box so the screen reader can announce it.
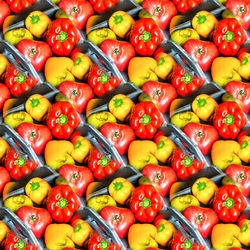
[0,0,249,249]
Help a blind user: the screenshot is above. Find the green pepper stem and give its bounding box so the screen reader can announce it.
[15,73,26,84]
[30,15,40,24]
[57,31,68,42]
[197,98,207,107]
[241,57,248,65]
[182,239,193,250]
[140,197,151,209]
[158,57,165,66]
[140,31,151,42]
[74,140,82,149]
[224,197,234,209]
[182,156,192,167]
[224,31,234,42]
[30,181,40,191]
[99,156,109,167]
[157,223,165,232]
[140,114,151,125]
[241,223,248,232]
[197,181,206,191]
[99,73,109,84]
[113,181,123,191]
[57,197,68,209]
[74,57,82,65]
[157,140,165,149]
[16,156,26,167]
[196,15,207,24]
[15,240,26,250]
[223,114,234,125]
[99,240,109,250]
[57,114,68,125]
[113,98,123,107]
[74,223,82,232]
[30,98,40,107]
[113,15,123,24]
[182,73,192,84]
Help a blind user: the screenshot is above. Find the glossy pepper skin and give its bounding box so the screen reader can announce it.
[3,148,37,180]
[172,0,202,14]
[46,101,80,140]
[128,18,164,56]
[89,0,119,13]
[2,65,38,97]
[86,148,121,180]
[238,52,250,80]
[142,0,177,30]
[225,164,250,197]
[225,0,250,31]
[211,101,247,140]
[100,206,135,239]
[238,134,250,164]
[85,65,121,97]
[44,185,80,223]
[183,123,219,155]
[44,18,80,56]
[225,81,250,114]
[6,0,35,13]
[129,101,163,140]
[192,177,218,205]
[85,231,121,250]
[128,185,163,223]
[211,185,247,223]
[168,65,205,97]
[1,231,37,250]
[168,148,204,180]
[211,18,247,56]
[168,231,204,250]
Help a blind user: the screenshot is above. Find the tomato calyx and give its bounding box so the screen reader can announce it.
[29,48,37,56]
[74,57,82,65]
[241,57,248,65]
[71,6,78,14]
[238,172,245,181]
[29,214,37,224]
[155,89,162,97]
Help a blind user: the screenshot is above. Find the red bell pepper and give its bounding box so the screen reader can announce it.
[58,164,94,197]
[211,101,247,139]
[142,81,177,113]
[168,231,204,250]
[16,123,52,155]
[58,81,94,114]
[183,206,219,238]
[128,185,163,223]
[100,206,135,238]
[99,123,135,155]
[1,231,38,250]
[211,185,247,223]
[172,0,203,14]
[3,148,38,180]
[46,101,80,140]
[128,18,164,56]
[129,101,164,140]
[16,39,52,72]
[225,164,250,197]
[59,0,94,30]
[225,0,250,31]
[100,39,135,72]
[142,164,177,197]
[44,185,80,223]
[168,148,204,180]
[0,0,10,28]
[183,39,219,72]
[85,231,121,250]
[2,65,38,97]
[225,81,250,114]
[89,0,119,13]
[168,65,205,97]
[211,18,247,56]
[183,123,219,155]
[85,65,121,97]
[86,148,121,180]
[142,0,177,30]
[6,0,35,13]
[17,206,52,239]
[45,18,80,56]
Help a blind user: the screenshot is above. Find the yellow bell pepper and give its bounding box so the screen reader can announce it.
[192,11,218,38]
[87,195,117,213]
[170,195,200,213]
[4,111,33,130]
[45,224,75,250]
[171,111,200,130]
[155,135,176,163]
[4,195,33,213]
[238,52,250,80]
[45,57,75,88]
[192,94,218,122]
[211,224,241,250]
[44,140,75,171]
[192,177,218,205]
[0,138,9,161]
[71,219,93,247]
[154,219,176,247]
[108,177,135,205]
[211,57,241,87]
[0,54,9,77]
[128,57,158,88]
[128,140,158,171]
[25,177,51,205]
[128,224,158,250]
[238,135,250,164]
[238,219,250,247]
[0,221,9,244]
[71,136,93,163]
[4,28,33,46]
[25,11,51,38]
[211,140,241,171]
[154,52,176,80]
[108,11,135,38]
[87,28,117,46]
[170,28,200,46]
[87,111,117,129]
[108,94,135,122]
[25,94,51,122]
[71,52,93,80]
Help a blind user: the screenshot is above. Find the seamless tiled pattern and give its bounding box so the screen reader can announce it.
[0,0,249,249]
